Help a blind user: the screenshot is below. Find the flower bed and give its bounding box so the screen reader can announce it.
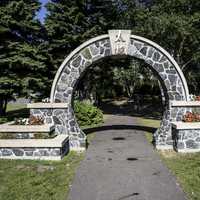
[182,112,200,122]
[13,115,44,125]
[190,95,200,101]
[0,115,55,139]
[195,96,200,101]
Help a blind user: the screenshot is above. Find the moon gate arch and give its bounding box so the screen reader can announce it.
[49,30,189,150]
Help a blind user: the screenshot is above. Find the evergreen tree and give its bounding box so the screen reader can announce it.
[45,0,117,72]
[0,0,46,115]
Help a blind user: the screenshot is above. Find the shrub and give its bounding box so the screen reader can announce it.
[74,101,103,126]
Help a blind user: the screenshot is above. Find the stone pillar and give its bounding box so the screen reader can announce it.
[29,103,86,151]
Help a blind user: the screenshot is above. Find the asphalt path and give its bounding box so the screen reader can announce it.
[68,115,187,200]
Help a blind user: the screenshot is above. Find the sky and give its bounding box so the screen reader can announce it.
[38,0,49,23]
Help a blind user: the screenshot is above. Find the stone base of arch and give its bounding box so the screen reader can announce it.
[30,106,174,151]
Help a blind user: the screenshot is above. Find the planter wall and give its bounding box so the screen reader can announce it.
[172,122,200,152]
[0,135,69,160]
[28,103,85,151]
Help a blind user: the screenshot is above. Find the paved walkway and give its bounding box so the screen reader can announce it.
[68,115,187,200]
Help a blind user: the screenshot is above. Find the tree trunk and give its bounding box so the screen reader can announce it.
[95,92,102,106]
[0,98,7,116]
[125,80,131,98]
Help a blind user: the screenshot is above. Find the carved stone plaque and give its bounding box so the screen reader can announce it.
[108,30,131,55]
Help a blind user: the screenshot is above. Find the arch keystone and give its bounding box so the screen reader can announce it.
[109,30,131,55]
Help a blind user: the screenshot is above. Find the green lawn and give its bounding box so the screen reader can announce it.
[160,151,200,200]
[6,103,26,112]
[140,117,200,200]
[0,152,84,200]
[139,117,160,143]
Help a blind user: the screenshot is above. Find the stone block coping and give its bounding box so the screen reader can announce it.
[0,135,68,148]
[27,103,68,109]
[171,101,200,107]
[171,122,200,130]
[0,124,54,133]
[156,145,173,150]
[178,149,200,153]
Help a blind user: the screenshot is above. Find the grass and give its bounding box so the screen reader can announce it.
[139,117,160,143]
[0,151,84,200]
[6,103,26,112]
[159,151,200,200]
[0,103,28,124]
[139,117,200,200]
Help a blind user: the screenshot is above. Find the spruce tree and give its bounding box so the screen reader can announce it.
[0,0,47,115]
[45,0,117,72]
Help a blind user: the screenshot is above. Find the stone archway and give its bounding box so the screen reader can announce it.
[50,30,189,150]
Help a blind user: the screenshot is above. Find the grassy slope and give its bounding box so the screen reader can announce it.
[140,117,200,200]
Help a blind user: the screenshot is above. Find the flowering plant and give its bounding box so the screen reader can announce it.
[28,115,44,125]
[195,96,200,101]
[183,111,200,122]
[14,118,29,125]
[14,115,44,125]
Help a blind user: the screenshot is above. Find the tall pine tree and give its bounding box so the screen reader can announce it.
[0,0,47,115]
[45,0,117,73]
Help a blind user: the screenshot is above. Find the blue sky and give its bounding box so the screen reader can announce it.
[38,0,49,23]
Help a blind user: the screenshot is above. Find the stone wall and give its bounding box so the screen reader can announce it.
[0,139,69,160]
[171,107,188,122]
[30,108,85,150]
[173,128,200,152]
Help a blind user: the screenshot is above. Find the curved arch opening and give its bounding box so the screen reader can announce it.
[72,56,164,141]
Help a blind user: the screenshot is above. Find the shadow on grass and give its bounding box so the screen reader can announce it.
[0,108,29,124]
[99,100,163,120]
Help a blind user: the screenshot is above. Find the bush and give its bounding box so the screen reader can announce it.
[74,101,103,126]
